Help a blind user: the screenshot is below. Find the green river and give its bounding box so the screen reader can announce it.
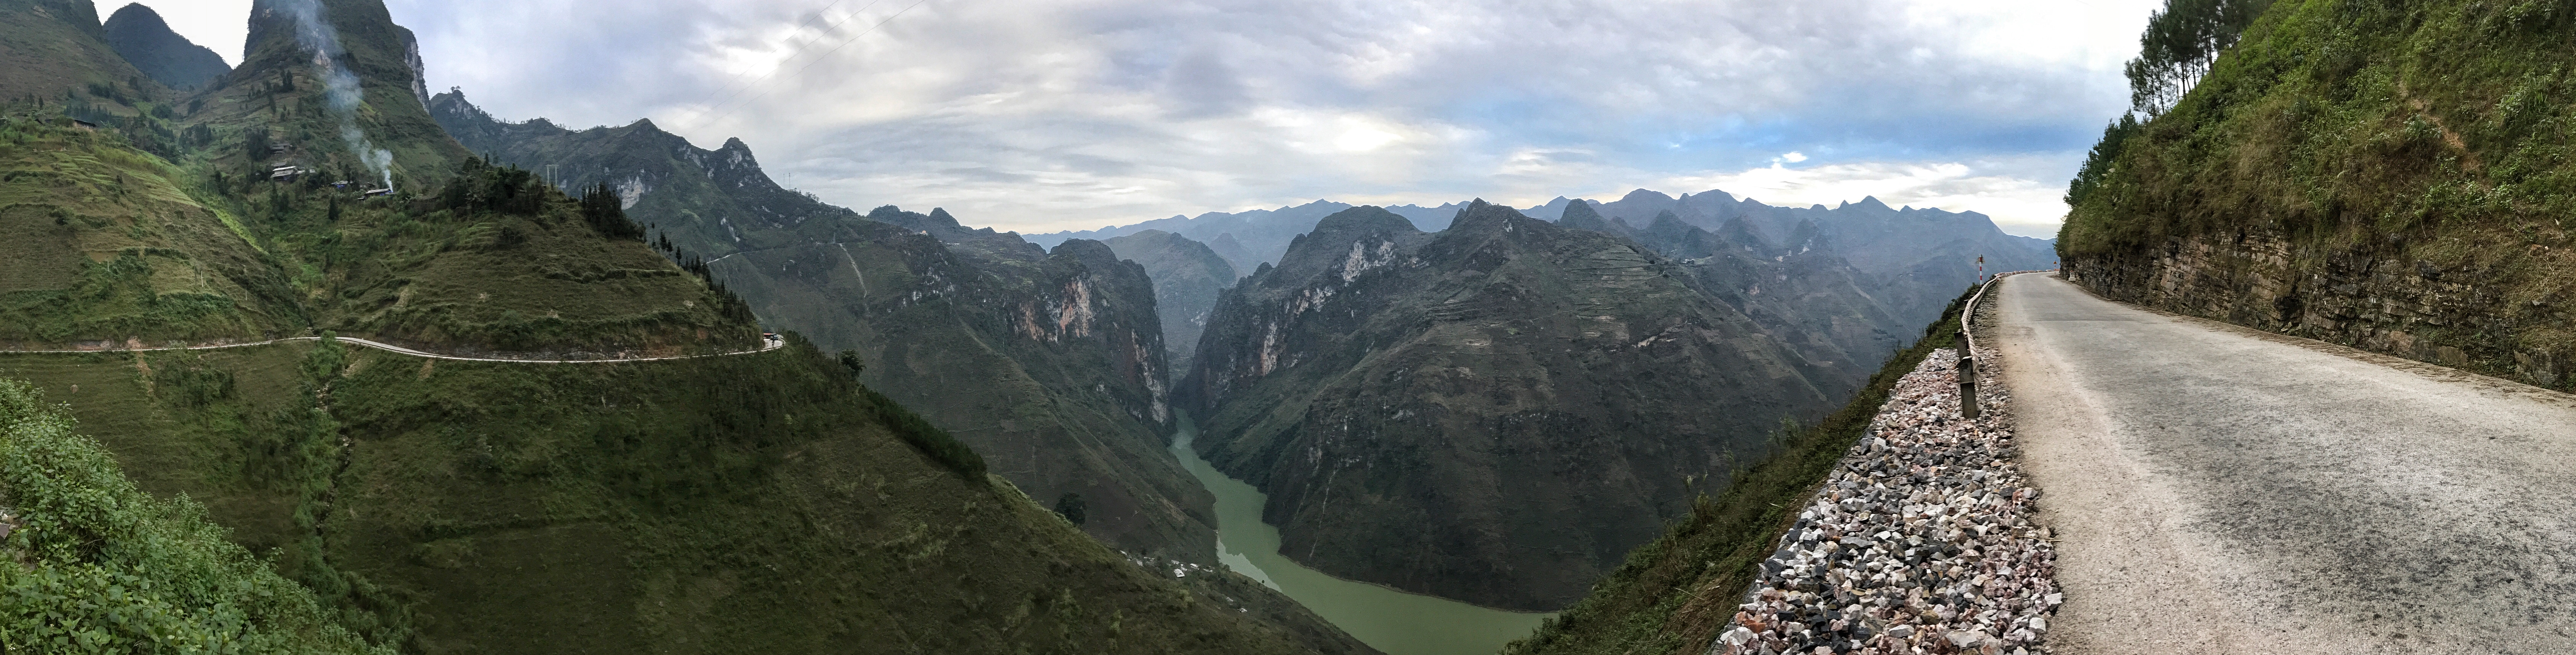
[1168,415,1554,655]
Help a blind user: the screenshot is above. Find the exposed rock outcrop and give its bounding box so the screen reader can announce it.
[2066,228,2571,390]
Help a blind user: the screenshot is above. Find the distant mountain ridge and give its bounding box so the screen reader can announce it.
[1023,191,2052,326]
[102,3,229,90]
[1177,201,1857,610]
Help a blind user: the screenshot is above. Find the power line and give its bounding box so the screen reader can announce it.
[688,0,932,131]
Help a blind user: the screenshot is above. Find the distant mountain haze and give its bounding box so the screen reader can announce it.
[1104,230,1239,372]
[102,3,229,90]
[1023,189,2052,331]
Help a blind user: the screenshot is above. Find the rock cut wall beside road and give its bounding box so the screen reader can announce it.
[2065,228,2575,392]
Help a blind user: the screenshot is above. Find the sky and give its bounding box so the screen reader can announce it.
[148,0,2162,238]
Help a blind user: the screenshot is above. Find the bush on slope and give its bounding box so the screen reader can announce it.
[0,377,388,653]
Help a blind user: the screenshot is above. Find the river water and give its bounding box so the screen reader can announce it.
[1168,415,1554,655]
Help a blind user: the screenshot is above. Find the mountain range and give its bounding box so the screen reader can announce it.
[0,0,2076,650]
[0,1,1371,653]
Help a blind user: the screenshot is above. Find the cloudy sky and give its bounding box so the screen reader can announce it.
[155,0,2159,237]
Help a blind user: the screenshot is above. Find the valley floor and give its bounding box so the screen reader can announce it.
[1994,274,2576,654]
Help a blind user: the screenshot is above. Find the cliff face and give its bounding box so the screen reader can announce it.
[1179,202,1840,610]
[1104,229,1239,372]
[2057,0,2576,393]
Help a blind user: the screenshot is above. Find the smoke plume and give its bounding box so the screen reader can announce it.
[271,0,396,190]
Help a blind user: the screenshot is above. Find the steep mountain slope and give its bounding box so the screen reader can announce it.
[1105,229,1239,371]
[2059,0,2576,392]
[188,0,461,191]
[1560,200,1907,388]
[0,0,161,102]
[0,112,305,346]
[0,379,384,654]
[426,92,1226,566]
[0,2,1376,652]
[1177,202,1846,610]
[1501,289,1976,655]
[104,3,230,90]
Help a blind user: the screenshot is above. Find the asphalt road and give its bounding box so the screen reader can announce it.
[1991,273,2576,654]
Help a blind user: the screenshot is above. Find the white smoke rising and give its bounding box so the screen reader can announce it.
[274,0,396,191]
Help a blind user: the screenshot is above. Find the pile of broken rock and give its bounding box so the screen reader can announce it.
[1712,347,2061,655]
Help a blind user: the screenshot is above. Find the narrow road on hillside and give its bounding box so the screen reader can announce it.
[1992,274,2576,654]
[1,334,783,363]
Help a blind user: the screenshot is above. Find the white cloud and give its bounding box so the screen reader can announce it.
[152,0,2164,237]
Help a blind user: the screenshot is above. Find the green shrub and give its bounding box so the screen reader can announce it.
[0,378,389,654]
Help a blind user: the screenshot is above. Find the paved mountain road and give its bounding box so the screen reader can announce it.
[1993,274,2576,654]
[3,335,784,363]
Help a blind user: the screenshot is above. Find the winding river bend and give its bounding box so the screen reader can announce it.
[1169,415,1553,655]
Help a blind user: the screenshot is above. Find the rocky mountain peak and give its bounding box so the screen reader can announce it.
[1049,236,1118,262]
[103,3,229,90]
[1440,199,1559,241]
[1619,188,1676,204]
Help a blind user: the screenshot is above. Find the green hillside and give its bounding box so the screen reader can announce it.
[2059,0,2576,390]
[0,1,1375,652]
[0,0,163,103]
[0,377,384,653]
[0,336,1363,654]
[0,111,303,346]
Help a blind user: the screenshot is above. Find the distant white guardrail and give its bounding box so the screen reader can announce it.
[1955,270,2050,418]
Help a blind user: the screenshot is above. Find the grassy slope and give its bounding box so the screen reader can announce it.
[0,115,305,346]
[0,337,1353,654]
[2058,0,2576,380]
[1499,286,1975,655]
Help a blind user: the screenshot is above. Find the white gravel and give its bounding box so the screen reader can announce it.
[1712,347,2061,655]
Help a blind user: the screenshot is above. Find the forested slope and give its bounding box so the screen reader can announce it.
[2060,0,2576,391]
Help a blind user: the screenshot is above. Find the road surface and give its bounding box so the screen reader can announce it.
[1992,273,2576,654]
[2,335,783,363]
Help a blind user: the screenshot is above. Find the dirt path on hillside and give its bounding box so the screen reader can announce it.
[1992,273,2576,654]
[0,334,783,363]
